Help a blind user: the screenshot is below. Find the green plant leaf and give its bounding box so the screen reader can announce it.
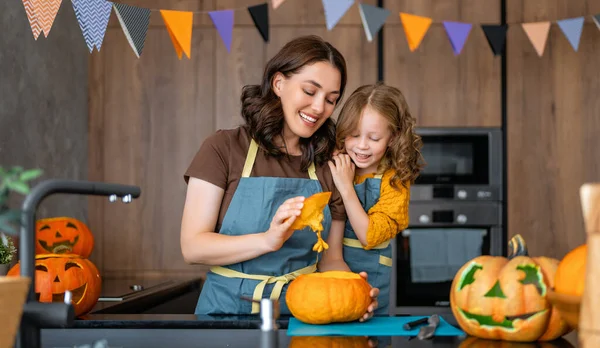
[19,168,43,182]
[8,166,23,175]
[5,181,29,195]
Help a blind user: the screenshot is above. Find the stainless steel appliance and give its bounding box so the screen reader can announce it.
[390,127,504,315]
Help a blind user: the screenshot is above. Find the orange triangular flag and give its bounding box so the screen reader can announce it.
[22,0,42,39]
[521,21,551,57]
[37,0,62,38]
[160,10,193,59]
[272,0,285,9]
[400,12,432,52]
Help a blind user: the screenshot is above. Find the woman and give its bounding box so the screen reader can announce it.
[181,35,379,318]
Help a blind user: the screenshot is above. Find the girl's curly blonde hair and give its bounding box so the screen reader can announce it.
[335,82,425,189]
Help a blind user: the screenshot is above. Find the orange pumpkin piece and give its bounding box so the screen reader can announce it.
[450,235,572,342]
[35,217,95,258]
[289,192,331,253]
[554,244,587,297]
[7,254,102,317]
[289,336,370,348]
[286,271,371,325]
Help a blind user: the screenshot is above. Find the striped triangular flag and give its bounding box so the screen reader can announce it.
[160,10,193,59]
[22,0,42,39]
[72,0,113,53]
[38,0,63,38]
[114,3,151,58]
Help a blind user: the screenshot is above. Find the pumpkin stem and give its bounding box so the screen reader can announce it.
[507,234,528,258]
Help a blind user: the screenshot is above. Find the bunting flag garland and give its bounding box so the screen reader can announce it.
[22,0,42,39]
[443,21,472,55]
[209,10,234,52]
[359,3,390,42]
[399,12,432,52]
[160,10,193,59]
[272,0,286,10]
[322,0,354,31]
[481,24,508,56]
[594,14,600,30]
[39,0,63,38]
[521,22,551,57]
[248,3,269,42]
[72,0,112,53]
[113,3,151,58]
[557,17,585,52]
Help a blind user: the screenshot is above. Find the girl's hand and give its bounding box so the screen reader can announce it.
[358,271,379,322]
[328,154,355,196]
[263,196,305,251]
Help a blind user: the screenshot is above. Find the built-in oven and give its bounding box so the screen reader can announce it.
[390,127,505,316]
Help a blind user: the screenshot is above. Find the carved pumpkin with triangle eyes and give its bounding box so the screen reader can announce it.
[450,235,573,342]
[7,254,101,317]
[35,217,94,258]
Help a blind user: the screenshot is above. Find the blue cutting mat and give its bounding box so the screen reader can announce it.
[287,316,465,337]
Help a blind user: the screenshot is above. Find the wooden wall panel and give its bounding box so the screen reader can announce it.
[384,1,502,127]
[507,0,600,259]
[89,0,377,278]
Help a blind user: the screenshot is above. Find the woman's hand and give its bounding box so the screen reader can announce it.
[328,154,355,196]
[263,196,305,251]
[358,271,379,322]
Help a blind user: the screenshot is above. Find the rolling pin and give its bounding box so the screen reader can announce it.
[579,183,600,347]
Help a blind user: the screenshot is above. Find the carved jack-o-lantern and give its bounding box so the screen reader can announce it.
[8,254,101,317]
[35,217,94,258]
[450,235,572,342]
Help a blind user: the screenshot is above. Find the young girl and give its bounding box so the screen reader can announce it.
[328,82,424,315]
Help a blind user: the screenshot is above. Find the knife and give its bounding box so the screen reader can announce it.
[417,314,440,340]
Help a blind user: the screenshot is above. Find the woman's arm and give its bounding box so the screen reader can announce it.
[180,177,304,265]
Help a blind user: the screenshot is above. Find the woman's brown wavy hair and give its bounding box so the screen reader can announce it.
[335,82,425,189]
[240,35,347,171]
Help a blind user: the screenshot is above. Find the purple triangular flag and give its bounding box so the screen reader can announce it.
[443,21,472,55]
[209,9,234,52]
[557,17,584,52]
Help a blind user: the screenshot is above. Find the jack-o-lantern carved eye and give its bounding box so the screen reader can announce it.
[36,265,48,272]
[65,262,81,271]
[516,264,545,296]
[457,262,482,290]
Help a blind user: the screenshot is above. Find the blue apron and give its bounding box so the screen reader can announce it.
[342,174,393,315]
[195,139,331,315]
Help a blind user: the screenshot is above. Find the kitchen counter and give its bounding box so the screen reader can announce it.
[37,276,578,347]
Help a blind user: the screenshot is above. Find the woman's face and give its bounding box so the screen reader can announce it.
[344,106,392,175]
[272,62,341,139]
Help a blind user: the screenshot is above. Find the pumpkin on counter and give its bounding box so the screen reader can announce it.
[7,253,101,317]
[449,234,572,342]
[459,336,575,348]
[554,243,587,297]
[286,271,371,324]
[288,336,370,348]
[35,217,94,258]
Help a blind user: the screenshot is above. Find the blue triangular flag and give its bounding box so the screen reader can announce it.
[72,0,113,53]
[322,0,354,31]
[358,3,390,42]
[209,10,234,52]
[113,3,151,58]
[443,21,472,55]
[557,17,584,51]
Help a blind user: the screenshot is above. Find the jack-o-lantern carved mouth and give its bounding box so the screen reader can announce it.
[35,283,87,305]
[458,308,547,329]
[38,236,79,254]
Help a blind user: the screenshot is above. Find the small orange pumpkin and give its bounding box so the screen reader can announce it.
[8,254,101,317]
[450,235,572,342]
[289,192,331,253]
[288,336,370,348]
[286,271,371,325]
[35,217,95,258]
[554,244,587,297]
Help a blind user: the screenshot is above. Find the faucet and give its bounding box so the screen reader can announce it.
[16,179,141,348]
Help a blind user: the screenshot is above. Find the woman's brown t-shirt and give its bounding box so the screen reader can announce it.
[184,126,347,232]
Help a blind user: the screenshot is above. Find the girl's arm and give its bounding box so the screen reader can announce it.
[317,219,351,272]
[180,177,304,265]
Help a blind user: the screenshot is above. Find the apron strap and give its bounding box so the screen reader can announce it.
[210,264,317,314]
[242,139,318,181]
[343,237,390,250]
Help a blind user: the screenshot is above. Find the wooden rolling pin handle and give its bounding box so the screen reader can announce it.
[579,184,600,347]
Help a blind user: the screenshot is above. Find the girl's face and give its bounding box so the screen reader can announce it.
[344,106,393,175]
[272,62,341,140]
